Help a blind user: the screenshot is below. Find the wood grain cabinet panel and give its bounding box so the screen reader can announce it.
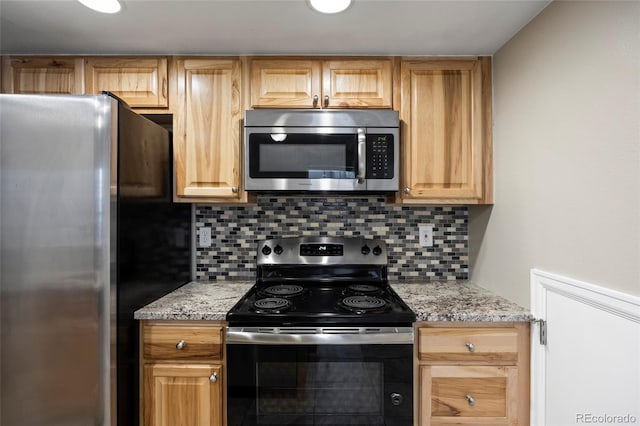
[142,323,223,361]
[250,58,321,108]
[416,323,530,426]
[400,58,492,204]
[140,321,226,426]
[85,57,168,107]
[173,58,243,201]
[421,365,517,425]
[118,109,169,198]
[419,327,519,362]
[250,57,393,108]
[322,59,392,108]
[2,56,84,94]
[143,363,222,426]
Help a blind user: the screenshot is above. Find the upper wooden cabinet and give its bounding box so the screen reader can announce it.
[2,54,494,205]
[2,57,84,94]
[85,57,168,108]
[400,57,492,204]
[118,108,169,199]
[250,57,393,109]
[172,58,244,202]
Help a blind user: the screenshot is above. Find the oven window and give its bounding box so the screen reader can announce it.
[257,361,382,419]
[248,133,357,179]
[227,344,413,426]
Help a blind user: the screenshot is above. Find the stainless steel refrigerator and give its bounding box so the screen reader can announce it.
[0,93,192,426]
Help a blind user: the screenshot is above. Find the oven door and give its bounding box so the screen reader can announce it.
[226,327,413,426]
[244,127,366,191]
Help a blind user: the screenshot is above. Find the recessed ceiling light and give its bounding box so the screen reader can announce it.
[77,0,121,14]
[308,0,352,14]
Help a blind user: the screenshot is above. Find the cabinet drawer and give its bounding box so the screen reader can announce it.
[421,365,517,423]
[418,327,518,362]
[142,323,223,361]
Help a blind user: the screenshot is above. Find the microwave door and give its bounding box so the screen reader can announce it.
[245,127,365,191]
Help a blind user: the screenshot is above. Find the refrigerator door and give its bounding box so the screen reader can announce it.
[0,94,115,426]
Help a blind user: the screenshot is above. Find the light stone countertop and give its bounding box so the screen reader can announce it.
[391,281,532,322]
[134,280,532,322]
[134,281,253,321]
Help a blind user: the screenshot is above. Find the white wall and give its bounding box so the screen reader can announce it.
[470,0,640,307]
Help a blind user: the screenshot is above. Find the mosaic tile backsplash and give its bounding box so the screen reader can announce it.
[195,196,468,281]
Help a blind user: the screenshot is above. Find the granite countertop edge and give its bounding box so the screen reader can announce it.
[134,280,533,322]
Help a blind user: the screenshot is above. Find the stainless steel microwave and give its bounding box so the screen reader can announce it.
[244,109,399,192]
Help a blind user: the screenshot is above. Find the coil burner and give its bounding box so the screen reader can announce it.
[253,297,290,313]
[340,295,387,314]
[261,284,305,298]
[346,284,383,295]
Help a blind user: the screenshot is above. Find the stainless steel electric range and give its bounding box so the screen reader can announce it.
[226,236,416,426]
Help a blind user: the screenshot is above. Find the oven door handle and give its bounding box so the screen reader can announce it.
[226,327,414,345]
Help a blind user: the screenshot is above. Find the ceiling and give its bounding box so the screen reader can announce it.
[0,0,551,56]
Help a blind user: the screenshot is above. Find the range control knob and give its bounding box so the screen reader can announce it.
[273,245,284,255]
[361,245,371,255]
[261,245,272,255]
[372,246,383,256]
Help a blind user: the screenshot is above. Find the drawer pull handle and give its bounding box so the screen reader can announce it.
[465,394,476,407]
[176,339,186,350]
[465,342,475,352]
[209,372,218,383]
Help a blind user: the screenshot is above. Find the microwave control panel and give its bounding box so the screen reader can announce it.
[366,134,394,179]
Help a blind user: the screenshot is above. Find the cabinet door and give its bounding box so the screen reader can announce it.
[174,58,242,200]
[322,59,392,108]
[85,57,168,107]
[400,58,492,204]
[420,365,518,425]
[250,58,321,108]
[2,57,83,94]
[143,363,222,426]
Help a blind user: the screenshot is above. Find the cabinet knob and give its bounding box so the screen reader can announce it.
[313,95,319,107]
[324,95,329,108]
[231,187,238,193]
[404,187,411,194]
[209,372,218,383]
[176,339,186,350]
[465,342,475,352]
[465,394,476,407]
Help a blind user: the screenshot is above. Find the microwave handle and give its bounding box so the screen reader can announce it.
[357,128,366,184]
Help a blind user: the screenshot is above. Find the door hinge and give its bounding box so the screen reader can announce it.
[533,319,547,345]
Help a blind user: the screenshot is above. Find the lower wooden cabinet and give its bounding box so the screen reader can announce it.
[143,363,222,426]
[416,323,530,426]
[140,321,225,426]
